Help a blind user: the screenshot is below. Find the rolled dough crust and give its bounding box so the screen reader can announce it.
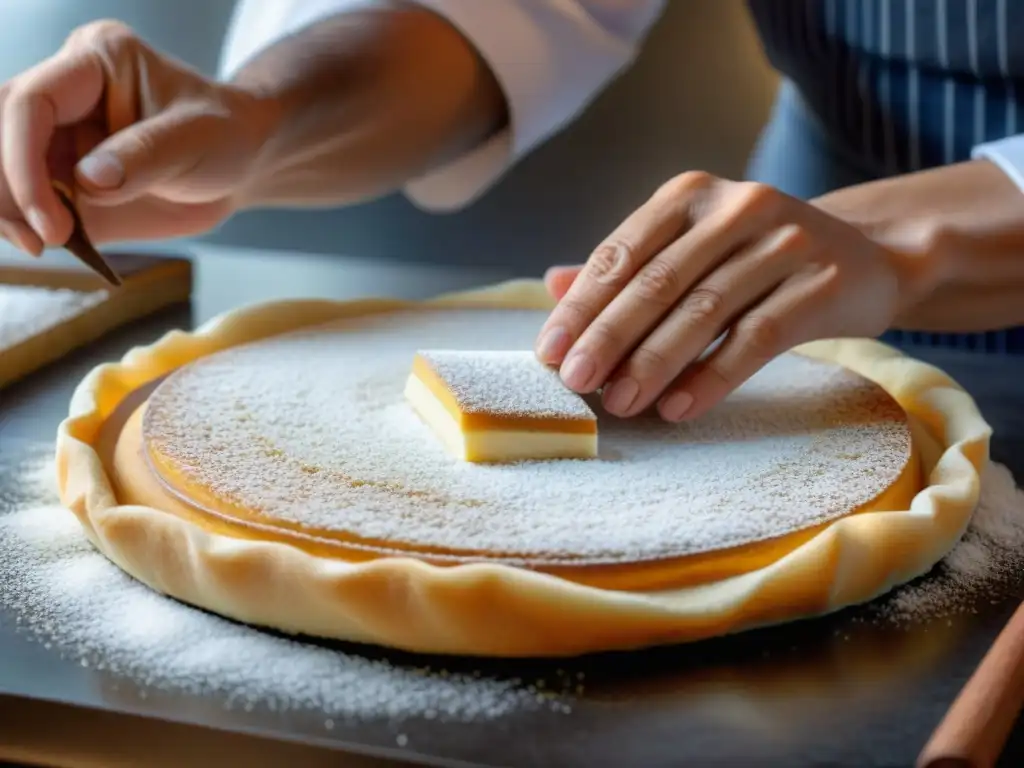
[55,280,991,657]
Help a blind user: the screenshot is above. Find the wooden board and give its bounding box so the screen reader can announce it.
[0,251,192,390]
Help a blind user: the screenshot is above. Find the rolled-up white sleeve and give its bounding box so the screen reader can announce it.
[219,0,366,80]
[220,0,666,212]
[972,134,1024,194]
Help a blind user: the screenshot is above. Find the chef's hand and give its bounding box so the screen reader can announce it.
[536,172,912,422]
[0,20,272,255]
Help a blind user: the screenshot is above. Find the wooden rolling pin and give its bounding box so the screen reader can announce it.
[917,600,1024,768]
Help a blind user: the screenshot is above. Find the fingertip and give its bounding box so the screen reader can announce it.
[535,325,572,365]
[542,270,560,297]
[658,389,694,423]
[22,234,44,257]
[543,265,581,300]
[0,220,45,256]
[75,151,125,191]
[559,350,598,393]
[25,202,73,246]
[543,264,573,280]
[24,206,48,240]
[662,360,738,423]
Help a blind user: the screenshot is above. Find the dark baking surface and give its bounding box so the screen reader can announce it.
[1,245,1022,768]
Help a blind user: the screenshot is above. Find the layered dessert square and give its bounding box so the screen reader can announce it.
[405,350,598,462]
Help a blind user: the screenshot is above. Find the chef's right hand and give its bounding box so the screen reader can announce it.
[0,20,277,255]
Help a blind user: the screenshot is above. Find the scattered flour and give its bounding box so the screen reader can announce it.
[415,350,596,421]
[0,447,1020,723]
[0,451,573,723]
[870,461,1024,624]
[142,308,911,564]
[0,284,105,351]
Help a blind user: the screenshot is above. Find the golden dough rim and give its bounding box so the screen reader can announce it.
[56,280,992,657]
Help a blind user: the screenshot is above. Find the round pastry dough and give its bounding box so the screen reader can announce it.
[119,307,918,591]
[56,281,991,657]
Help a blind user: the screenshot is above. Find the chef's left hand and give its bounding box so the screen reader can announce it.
[535,172,910,422]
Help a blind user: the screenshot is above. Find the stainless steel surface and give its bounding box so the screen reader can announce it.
[0,244,1022,767]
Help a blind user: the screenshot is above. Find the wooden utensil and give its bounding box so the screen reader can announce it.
[51,181,123,287]
[917,600,1024,768]
[0,251,192,389]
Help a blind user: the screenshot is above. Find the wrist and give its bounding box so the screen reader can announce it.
[220,84,283,212]
[813,179,949,318]
[213,5,506,210]
[870,211,955,317]
[809,161,1024,315]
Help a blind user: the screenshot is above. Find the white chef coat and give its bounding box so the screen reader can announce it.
[219,0,666,212]
[219,0,1024,213]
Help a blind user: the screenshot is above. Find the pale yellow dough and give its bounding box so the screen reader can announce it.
[56,280,992,657]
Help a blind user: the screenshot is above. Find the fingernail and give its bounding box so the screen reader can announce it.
[561,351,596,391]
[603,377,640,415]
[16,233,40,256]
[536,326,571,364]
[660,390,694,422]
[25,207,48,239]
[77,152,124,189]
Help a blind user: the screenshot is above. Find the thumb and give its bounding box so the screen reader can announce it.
[543,265,584,300]
[73,106,208,204]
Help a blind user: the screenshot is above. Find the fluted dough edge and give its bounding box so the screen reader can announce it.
[55,280,992,657]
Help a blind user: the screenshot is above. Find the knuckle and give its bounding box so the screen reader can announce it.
[918,227,964,267]
[655,170,715,203]
[628,345,673,382]
[2,81,31,111]
[679,285,726,324]
[701,358,733,389]
[555,294,593,325]
[584,321,626,358]
[772,223,812,254]
[587,239,635,285]
[634,258,681,306]
[115,127,158,162]
[816,264,845,301]
[4,68,47,109]
[736,314,783,358]
[734,181,783,220]
[676,170,716,193]
[67,19,136,48]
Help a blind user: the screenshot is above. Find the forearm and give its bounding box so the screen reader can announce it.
[813,159,1024,332]
[228,1,507,209]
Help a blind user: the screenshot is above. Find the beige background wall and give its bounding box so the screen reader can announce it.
[0,0,779,273]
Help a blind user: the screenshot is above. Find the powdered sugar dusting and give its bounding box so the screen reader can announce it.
[0,450,570,722]
[872,461,1024,624]
[0,284,105,351]
[142,308,911,564]
[417,350,595,421]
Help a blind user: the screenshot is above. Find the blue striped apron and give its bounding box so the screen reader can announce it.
[745,0,1024,353]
